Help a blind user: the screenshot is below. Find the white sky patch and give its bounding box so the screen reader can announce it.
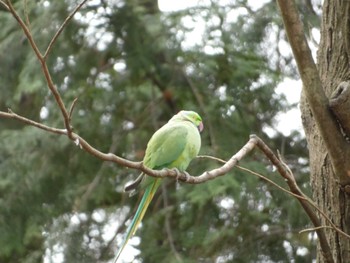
[102,207,142,263]
[283,240,293,258]
[297,246,309,256]
[44,244,64,263]
[180,15,206,49]
[159,0,206,12]
[276,78,302,105]
[275,78,304,137]
[247,0,271,11]
[310,28,320,61]
[220,197,235,209]
[74,2,114,51]
[40,106,49,119]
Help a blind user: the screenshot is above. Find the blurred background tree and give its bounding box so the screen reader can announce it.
[0,0,321,262]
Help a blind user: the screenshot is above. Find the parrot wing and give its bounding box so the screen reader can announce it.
[143,123,189,170]
[124,124,189,193]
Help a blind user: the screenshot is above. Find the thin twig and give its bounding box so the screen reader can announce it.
[299,226,334,234]
[0,0,9,10]
[69,97,79,121]
[253,135,334,263]
[0,108,253,183]
[44,0,89,59]
[6,0,73,136]
[2,1,341,262]
[6,0,42,58]
[198,154,350,239]
[24,0,30,28]
[42,62,72,135]
[0,105,345,261]
[235,165,307,201]
[301,193,350,239]
[0,109,67,135]
[3,109,348,243]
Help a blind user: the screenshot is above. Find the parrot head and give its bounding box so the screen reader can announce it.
[172,110,204,132]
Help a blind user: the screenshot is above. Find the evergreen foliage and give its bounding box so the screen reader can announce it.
[0,0,318,262]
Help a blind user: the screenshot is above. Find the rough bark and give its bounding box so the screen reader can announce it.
[329,81,350,136]
[301,0,350,262]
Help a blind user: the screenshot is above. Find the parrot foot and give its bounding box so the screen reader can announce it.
[182,171,190,182]
[163,168,189,182]
[163,168,180,180]
[170,168,190,182]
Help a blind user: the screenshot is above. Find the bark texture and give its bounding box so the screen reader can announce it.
[301,0,350,262]
[330,81,350,136]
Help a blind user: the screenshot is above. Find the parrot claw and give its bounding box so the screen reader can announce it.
[172,168,181,180]
[166,168,189,182]
[183,171,190,182]
[163,168,191,182]
[163,168,181,180]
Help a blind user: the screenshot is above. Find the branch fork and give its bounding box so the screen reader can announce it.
[2,1,349,263]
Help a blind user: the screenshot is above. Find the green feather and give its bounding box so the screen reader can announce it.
[114,178,161,262]
[114,111,202,262]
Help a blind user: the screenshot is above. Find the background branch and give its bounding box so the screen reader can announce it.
[44,0,89,59]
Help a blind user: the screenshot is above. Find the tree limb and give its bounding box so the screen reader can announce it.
[5,0,83,138]
[1,2,341,261]
[0,0,9,10]
[0,105,340,261]
[0,109,67,135]
[0,108,254,183]
[276,0,350,185]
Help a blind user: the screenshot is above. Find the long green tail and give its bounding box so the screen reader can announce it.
[113,178,162,262]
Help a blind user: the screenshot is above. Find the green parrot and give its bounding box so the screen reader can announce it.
[114,110,203,262]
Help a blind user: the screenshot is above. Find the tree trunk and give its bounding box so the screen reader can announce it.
[300,0,350,262]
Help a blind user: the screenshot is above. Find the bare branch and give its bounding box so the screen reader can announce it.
[44,0,89,59]
[2,3,343,261]
[0,0,9,10]
[41,62,72,135]
[6,0,73,136]
[254,135,334,263]
[299,226,334,234]
[0,109,66,135]
[237,162,350,240]
[235,165,306,201]
[6,0,42,58]
[1,104,342,261]
[68,97,79,121]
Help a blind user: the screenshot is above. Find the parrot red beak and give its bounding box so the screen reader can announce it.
[198,122,204,133]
